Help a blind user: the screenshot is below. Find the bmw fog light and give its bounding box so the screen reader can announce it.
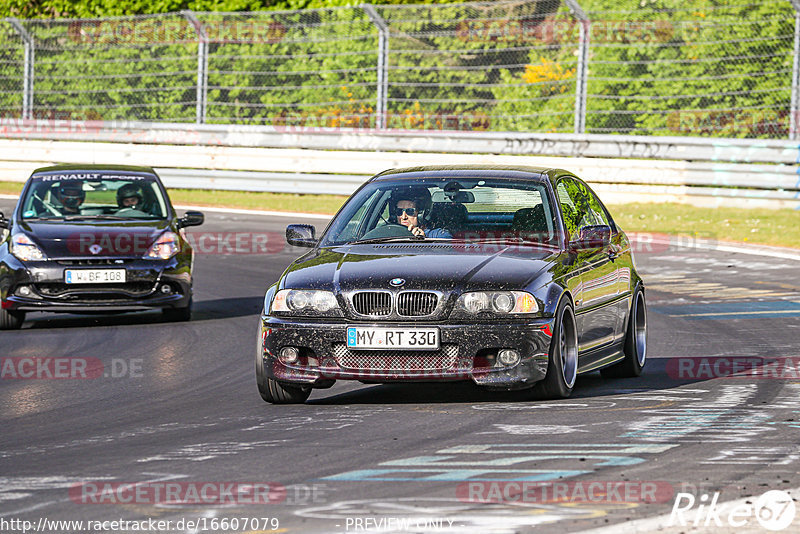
[498,349,521,367]
[279,346,300,364]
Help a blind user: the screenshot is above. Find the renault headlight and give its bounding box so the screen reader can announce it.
[456,291,539,315]
[10,233,47,262]
[145,231,180,260]
[271,289,342,317]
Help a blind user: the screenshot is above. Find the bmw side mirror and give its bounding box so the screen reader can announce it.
[570,225,611,250]
[286,224,317,247]
[179,211,204,228]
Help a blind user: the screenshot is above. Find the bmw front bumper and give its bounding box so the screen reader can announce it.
[259,316,556,390]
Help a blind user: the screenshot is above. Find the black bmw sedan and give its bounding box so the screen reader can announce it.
[0,164,204,329]
[257,165,647,403]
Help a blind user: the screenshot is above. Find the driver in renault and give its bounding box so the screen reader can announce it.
[116,183,145,212]
[54,181,85,215]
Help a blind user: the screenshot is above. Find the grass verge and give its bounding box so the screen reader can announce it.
[168,188,348,215]
[613,203,800,250]
[0,181,23,196]
[2,182,798,249]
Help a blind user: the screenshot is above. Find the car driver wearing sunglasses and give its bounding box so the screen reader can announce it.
[394,197,451,239]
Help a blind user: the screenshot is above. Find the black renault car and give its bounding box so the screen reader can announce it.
[256,165,647,403]
[0,164,204,329]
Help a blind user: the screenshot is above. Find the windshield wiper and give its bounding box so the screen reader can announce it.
[350,236,424,245]
[461,237,558,248]
[349,236,454,245]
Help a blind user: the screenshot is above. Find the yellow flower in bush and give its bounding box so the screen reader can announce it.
[522,58,575,85]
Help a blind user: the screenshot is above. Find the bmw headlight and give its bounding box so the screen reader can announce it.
[145,231,180,260]
[271,289,342,316]
[10,233,47,262]
[457,291,539,315]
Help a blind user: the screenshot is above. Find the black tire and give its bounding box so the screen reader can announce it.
[259,377,311,404]
[601,288,647,378]
[162,299,192,322]
[255,338,310,404]
[535,297,578,399]
[0,308,25,330]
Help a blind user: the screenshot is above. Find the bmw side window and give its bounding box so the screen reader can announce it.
[564,177,606,230]
[339,202,370,242]
[333,189,384,243]
[556,178,590,238]
[576,180,612,229]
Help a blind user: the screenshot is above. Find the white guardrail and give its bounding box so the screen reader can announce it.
[1,119,799,209]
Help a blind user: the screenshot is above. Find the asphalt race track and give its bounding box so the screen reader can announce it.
[2,198,800,534]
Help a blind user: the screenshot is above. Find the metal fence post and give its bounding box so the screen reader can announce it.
[182,10,208,124]
[790,1,800,140]
[564,0,589,134]
[6,17,34,120]
[362,4,389,130]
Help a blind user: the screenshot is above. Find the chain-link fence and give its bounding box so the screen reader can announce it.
[0,19,25,118]
[0,0,797,138]
[585,0,795,137]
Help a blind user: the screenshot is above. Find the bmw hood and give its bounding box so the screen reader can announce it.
[17,220,169,259]
[281,244,560,293]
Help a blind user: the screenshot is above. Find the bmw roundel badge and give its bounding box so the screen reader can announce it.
[390,278,405,287]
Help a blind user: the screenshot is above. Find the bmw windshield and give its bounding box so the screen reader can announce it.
[319,176,562,248]
[19,172,170,221]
